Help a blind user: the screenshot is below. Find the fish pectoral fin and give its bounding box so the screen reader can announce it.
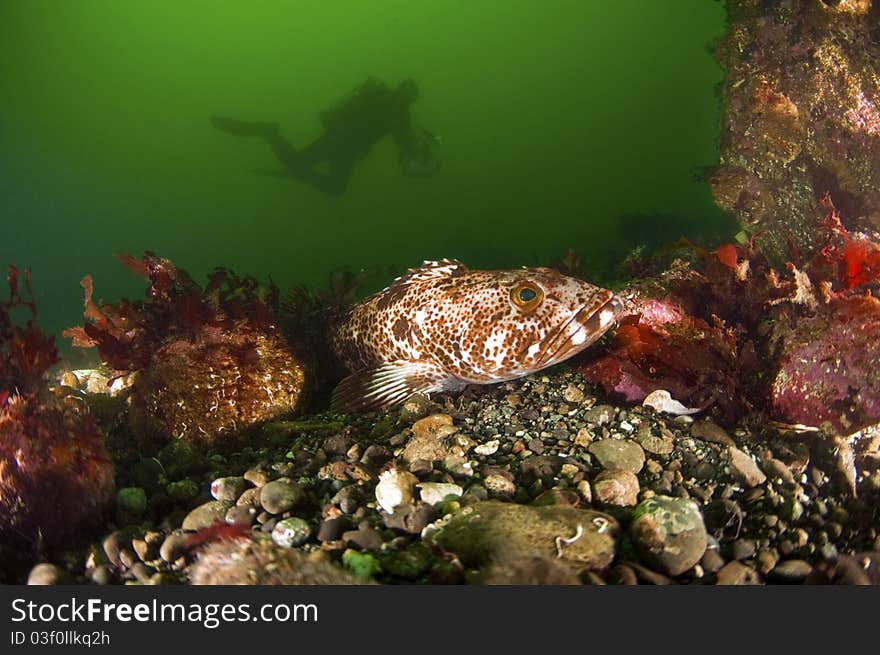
[331,360,456,413]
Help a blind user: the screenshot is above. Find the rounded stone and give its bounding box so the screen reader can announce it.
[159,531,190,563]
[417,482,464,506]
[181,500,232,531]
[259,478,305,515]
[272,517,312,548]
[588,439,646,474]
[483,474,516,497]
[210,476,249,503]
[225,504,257,526]
[592,470,640,507]
[27,563,65,585]
[630,495,709,577]
[375,469,418,514]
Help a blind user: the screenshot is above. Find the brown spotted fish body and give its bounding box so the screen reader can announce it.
[329,259,623,411]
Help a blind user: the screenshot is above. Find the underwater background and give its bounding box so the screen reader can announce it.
[0,0,732,356]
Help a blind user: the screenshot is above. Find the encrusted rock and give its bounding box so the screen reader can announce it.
[425,500,619,572]
[190,537,369,585]
[630,496,709,577]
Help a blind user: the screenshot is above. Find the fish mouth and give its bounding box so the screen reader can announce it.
[529,294,624,370]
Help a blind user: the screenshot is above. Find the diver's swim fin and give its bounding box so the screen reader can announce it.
[211,115,280,137]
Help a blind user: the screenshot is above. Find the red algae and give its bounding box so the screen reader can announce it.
[577,194,880,432]
[65,253,307,445]
[0,266,114,582]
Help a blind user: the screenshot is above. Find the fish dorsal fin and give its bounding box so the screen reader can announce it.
[390,259,468,288]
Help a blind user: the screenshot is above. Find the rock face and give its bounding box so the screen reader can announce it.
[424,501,619,572]
[713,0,880,262]
[769,295,880,432]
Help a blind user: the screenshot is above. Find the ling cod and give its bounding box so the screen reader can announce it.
[329,259,624,411]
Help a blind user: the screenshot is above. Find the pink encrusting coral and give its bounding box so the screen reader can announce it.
[0,266,114,582]
[64,253,307,445]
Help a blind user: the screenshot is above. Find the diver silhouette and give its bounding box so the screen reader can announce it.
[211,77,440,197]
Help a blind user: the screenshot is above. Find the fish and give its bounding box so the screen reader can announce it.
[329,259,623,412]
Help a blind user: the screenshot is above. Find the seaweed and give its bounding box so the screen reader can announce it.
[0,266,114,582]
[64,253,306,444]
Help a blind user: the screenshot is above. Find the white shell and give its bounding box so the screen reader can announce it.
[643,389,701,416]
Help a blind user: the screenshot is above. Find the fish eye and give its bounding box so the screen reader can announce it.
[510,282,544,311]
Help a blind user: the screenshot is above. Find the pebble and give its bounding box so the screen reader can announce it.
[700,548,725,574]
[474,439,500,456]
[132,537,157,563]
[236,486,263,508]
[728,447,767,488]
[182,501,232,531]
[102,530,129,566]
[584,405,615,426]
[574,428,593,447]
[272,517,312,548]
[331,485,363,514]
[131,562,155,584]
[402,416,465,463]
[483,474,517,497]
[375,469,418,514]
[588,439,646,474]
[412,413,455,439]
[27,563,65,585]
[418,482,464,505]
[716,561,762,585]
[243,467,271,487]
[317,516,351,543]
[576,480,592,504]
[226,504,258,526]
[90,565,115,585]
[731,538,756,561]
[159,531,190,563]
[761,458,796,485]
[360,445,393,469]
[520,455,564,478]
[636,430,674,455]
[630,495,709,576]
[592,470,640,507]
[399,394,437,424]
[342,524,383,551]
[259,478,305,515]
[690,420,735,446]
[756,549,779,574]
[563,384,585,403]
[211,476,249,503]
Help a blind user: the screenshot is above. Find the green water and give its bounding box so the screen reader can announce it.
[0,1,732,357]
